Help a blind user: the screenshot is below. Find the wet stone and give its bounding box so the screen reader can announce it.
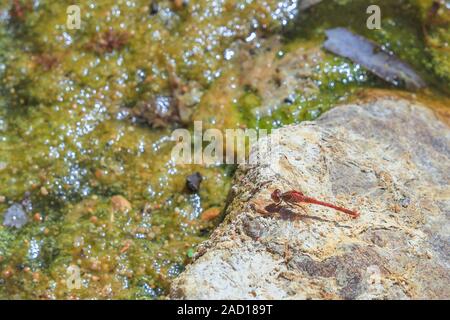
[186,172,203,193]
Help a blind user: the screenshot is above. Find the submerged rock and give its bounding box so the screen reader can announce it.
[324,28,426,90]
[171,95,450,299]
[3,203,28,229]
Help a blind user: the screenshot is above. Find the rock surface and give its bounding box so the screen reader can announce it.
[171,96,450,300]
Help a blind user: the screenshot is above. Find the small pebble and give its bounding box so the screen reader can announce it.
[186,172,203,193]
[200,207,221,221]
[2,267,13,278]
[111,195,132,213]
[40,186,48,196]
[33,213,42,222]
[3,203,28,229]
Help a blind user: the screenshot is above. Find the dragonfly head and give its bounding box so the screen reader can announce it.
[271,189,282,204]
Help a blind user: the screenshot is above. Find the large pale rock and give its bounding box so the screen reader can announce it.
[171,96,450,300]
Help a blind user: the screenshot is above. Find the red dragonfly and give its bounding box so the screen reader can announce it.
[270,189,359,219]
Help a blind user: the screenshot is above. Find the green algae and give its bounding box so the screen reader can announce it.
[0,0,298,300]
